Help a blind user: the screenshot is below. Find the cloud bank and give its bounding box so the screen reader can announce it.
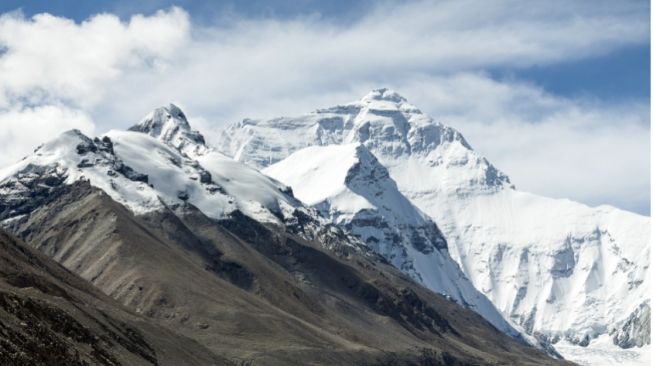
[0,0,649,213]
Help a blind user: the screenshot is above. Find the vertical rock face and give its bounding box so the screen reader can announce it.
[611,301,651,348]
[217,89,651,356]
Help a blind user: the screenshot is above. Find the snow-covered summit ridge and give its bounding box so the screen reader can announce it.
[219,88,511,195]
[129,103,209,157]
[0,129,168,217]
[1,109,307,227]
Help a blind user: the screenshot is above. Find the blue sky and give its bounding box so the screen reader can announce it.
[0,0,650,214]
[0,0,377,23]
[493,45,650,103]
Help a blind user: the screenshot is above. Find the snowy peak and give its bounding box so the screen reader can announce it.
[129,103,190,137]
[243,92,650,362]
[1,126,281,225]
[0,128,165,219]
[342,144,439,234]
[264,144,445,253]
[129,103,208,157]
[355,88,425,116]
[218,89,511,194]
[215,90,652,362]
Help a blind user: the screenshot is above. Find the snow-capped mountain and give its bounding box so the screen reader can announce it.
[219,88,509,194]
[217,88,651,363]
[264,143,516,336]
[0,96,646,364]
[0,104,359,252]
[0,103,519,337]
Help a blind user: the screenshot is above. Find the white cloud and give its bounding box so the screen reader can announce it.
[91,0,648,126]
[0,1,648,213]
[0,105,95,167]
[0,7,189,108]
[0,6,188,174]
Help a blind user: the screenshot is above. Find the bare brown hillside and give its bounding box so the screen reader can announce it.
[4,181,574,366]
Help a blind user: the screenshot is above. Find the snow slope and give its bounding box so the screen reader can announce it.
[0,106,309,227]
[0,104,373,271]
[264,143,518,336]
[555,334,650,366]
[218,88,651,362]
[0,130,169,217]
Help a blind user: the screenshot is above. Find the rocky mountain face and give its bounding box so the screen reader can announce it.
[610,301,650,349]
[0,229,232,366]
[0,107,570,365]
[217,88,651,362]
[129,103,209,157]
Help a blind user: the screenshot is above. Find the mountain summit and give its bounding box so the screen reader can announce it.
[219,89,511,193]
[129,103,209,157]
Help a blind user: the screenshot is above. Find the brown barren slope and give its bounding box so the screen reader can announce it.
[6,181,574,366]
[0,229,232,366]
